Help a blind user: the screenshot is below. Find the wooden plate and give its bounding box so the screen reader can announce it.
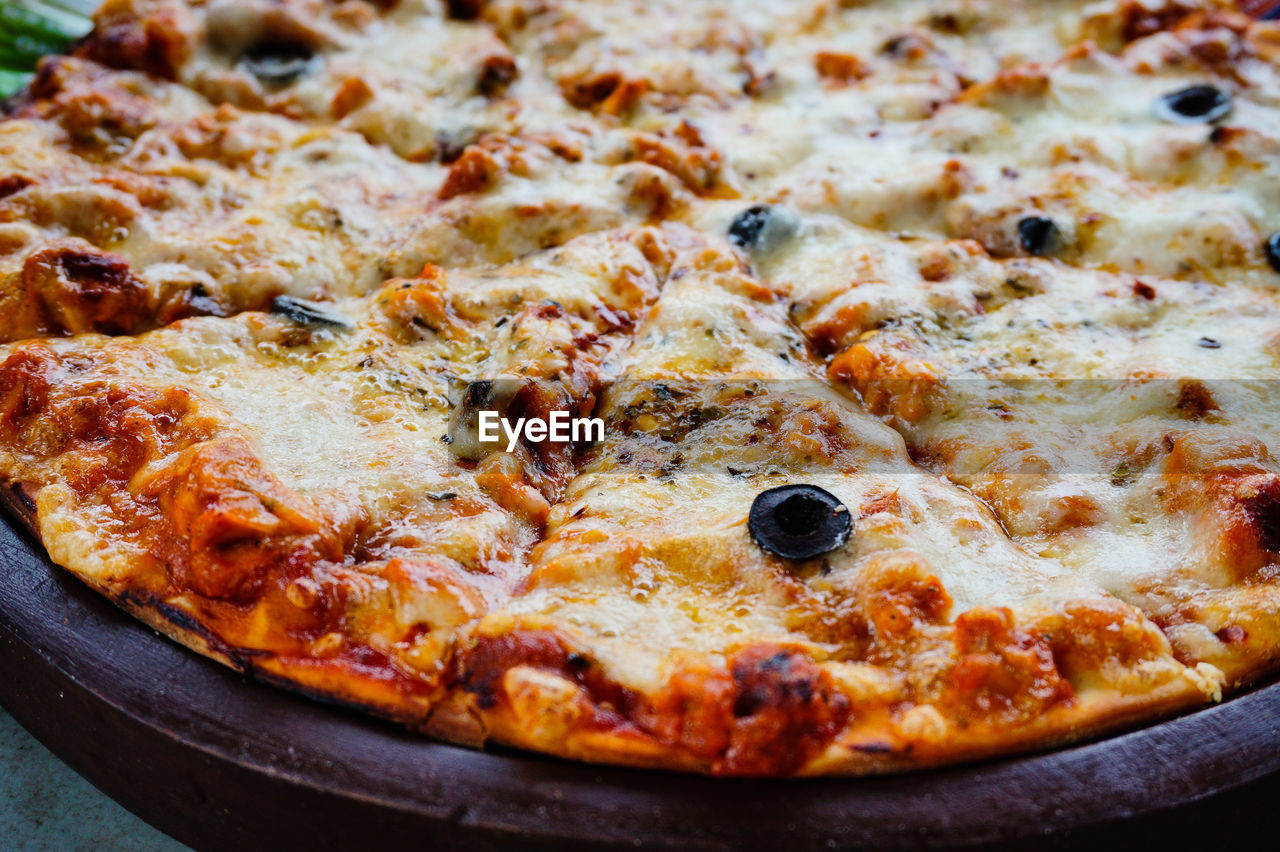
[1,513,1278,850]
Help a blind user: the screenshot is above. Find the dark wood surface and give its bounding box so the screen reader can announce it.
[1,514,1279,851]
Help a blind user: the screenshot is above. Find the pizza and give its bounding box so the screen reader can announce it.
[2,0,1280,777]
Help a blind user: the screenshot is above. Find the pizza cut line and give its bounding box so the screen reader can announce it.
[1,0,1279,776]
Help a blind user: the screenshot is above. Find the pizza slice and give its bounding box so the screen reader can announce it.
[0,55,450,340]
[0,224,667,719]
[75,0,532,159]
[771,5,1280,284]
[1,52,712,341]
[430,230,1222,775]
[771,212,1280,686]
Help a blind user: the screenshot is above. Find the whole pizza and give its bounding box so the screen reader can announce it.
[2,0,1280,777]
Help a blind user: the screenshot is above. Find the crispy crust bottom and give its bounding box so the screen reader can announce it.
[421,681,1214,777]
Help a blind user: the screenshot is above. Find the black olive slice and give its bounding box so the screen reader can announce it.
[1155,85,1232,124]
[1017,216,1058,256]
[749,484,851,560]
[1265,231,1280,274]
[270,296,352,329]
[445,0,486,19]
[728,205,771,248]
[241,42,317,88]
[727,204,799,254]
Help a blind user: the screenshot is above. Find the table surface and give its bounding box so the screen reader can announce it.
[0,708,188,851]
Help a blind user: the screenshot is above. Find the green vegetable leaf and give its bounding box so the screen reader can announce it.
[0,70,33,99]
[1,3,88,42]
[0,0,92,99]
